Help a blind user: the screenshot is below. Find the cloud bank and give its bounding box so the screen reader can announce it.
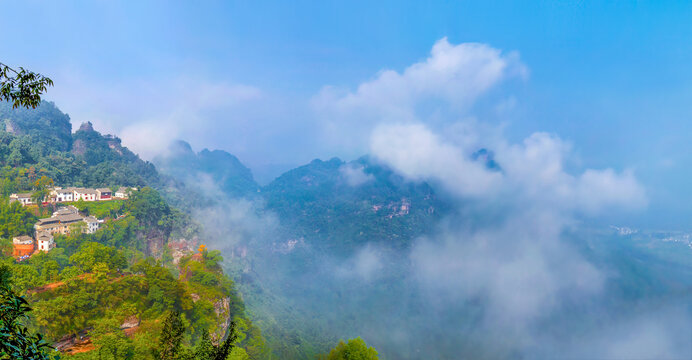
[312,37,527,153]
[309,38,672,357]
[100,37,679,358]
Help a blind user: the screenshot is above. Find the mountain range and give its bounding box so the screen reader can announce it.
[2,101,692,359]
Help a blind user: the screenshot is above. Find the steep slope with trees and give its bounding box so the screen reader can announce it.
[0,101,266,359]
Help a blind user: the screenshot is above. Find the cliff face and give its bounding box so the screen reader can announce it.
[212,297,232,343]
[4,119,21,135]
[178,250,243,344]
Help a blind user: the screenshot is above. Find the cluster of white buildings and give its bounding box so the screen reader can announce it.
[34,205,103,236]
[10,187,134,206]
[12,205,105,259]
[13,231,57,260]
[8,185,135,260]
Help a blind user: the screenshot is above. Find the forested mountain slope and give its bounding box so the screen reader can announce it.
[156,135,692,360]
[155,143,453,358]
[262,156,449,251]
[0,101,266,359]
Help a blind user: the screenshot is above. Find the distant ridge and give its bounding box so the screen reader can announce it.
[153,140,260,198]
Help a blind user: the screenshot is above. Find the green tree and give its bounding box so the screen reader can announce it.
[68,242,127,273]
[31,175,54,212]
[0,265,57,359]
[0,62,53,109]
[91,319,135,360]
[126,187,169,227]
[0,198,35,239]
[192,330,215,359]
[321,338,379,360]
[153,310,240,360]
[211,321,239,360]
[153,311,185,360]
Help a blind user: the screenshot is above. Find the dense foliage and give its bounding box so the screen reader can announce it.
[0,185,265,359]
[152,311,243,360]
[0,101,268,358]
[0,198,36,239]
[262,156,448,251]
[0,265,57,359]
[320,338,379,360]
[0,101,207,212]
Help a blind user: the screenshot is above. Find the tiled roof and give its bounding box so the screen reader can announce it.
[35,222,63,230]
[57,213,84,223]
[36,218,60,225]
[12,235,33,244]
[54,206,79,215]
[37,232,53,241]
[75,188,98,195]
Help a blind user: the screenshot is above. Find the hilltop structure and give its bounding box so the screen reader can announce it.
[54,188,74,202]
[73,188,98,201]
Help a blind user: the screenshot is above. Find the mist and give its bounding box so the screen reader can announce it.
[145,41,686,360]
[58,36,685,358]
[180,148,690,358]
[4,2,692,358]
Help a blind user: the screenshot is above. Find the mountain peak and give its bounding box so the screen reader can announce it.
[78,121,94,132]
[167,140,194,156]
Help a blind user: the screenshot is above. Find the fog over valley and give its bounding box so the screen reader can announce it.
[1,2,692,359]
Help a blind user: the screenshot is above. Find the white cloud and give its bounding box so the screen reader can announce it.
[47,69,264,160]
[371,123,646,214]
[335,244,385,282]
[370,123,502,197]
[312,38,527,153]
[497,132,647,215]
[311,38,649,346]
[116,79,262,159]
[339,163,375,187]
[369,121,647,347]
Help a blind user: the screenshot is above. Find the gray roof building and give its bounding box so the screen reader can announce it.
[12,235,33,245]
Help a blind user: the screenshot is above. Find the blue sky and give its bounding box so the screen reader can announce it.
[2,1,692,228]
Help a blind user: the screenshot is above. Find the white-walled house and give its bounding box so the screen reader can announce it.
[52,188,74,202]
[83,216,101,234]
[114,187,130,199]
[10,193,34,205]
[36,232,55,252]
[36,207,103,236]
[12,186,132,206]
[73,188,98,201]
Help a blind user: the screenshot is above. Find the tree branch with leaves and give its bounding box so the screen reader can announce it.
[0,62,53,109]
